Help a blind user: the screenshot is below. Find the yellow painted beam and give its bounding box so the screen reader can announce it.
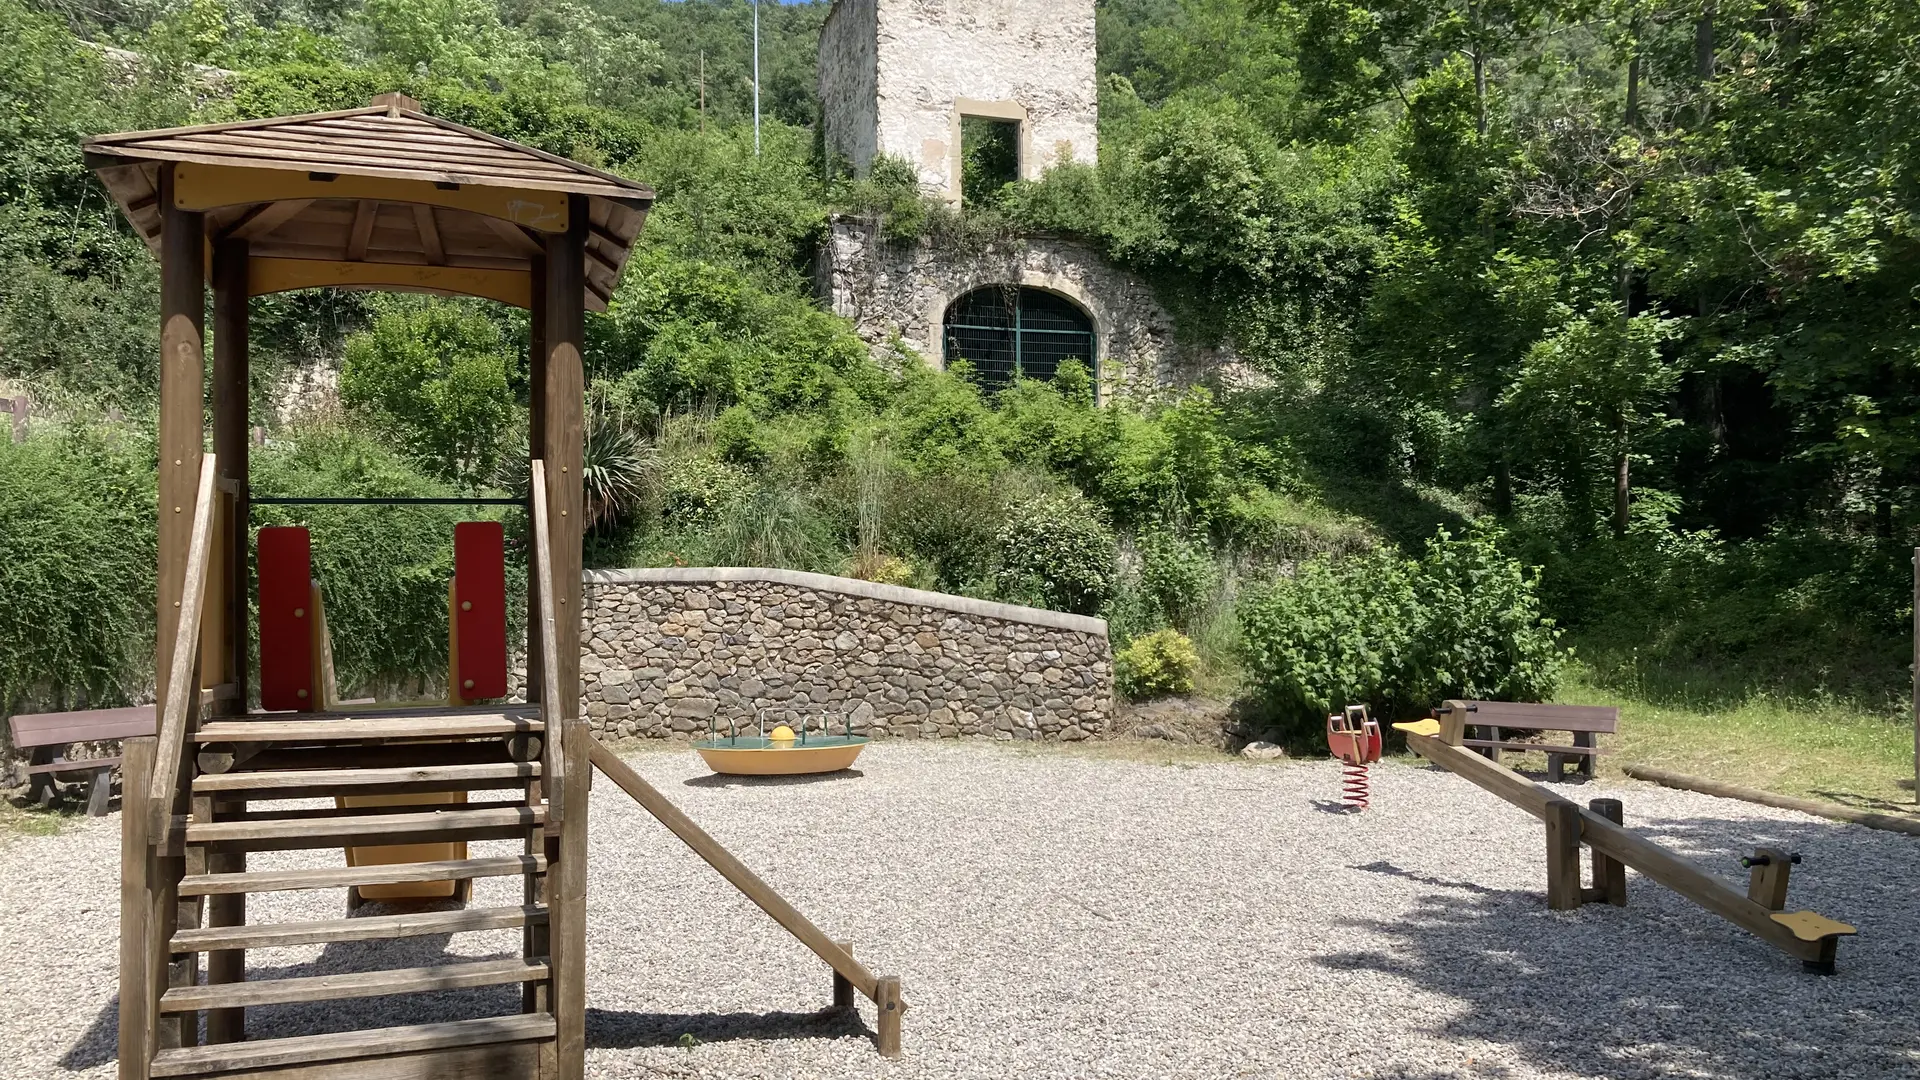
[172,162,569,232]
[249,258,531,308]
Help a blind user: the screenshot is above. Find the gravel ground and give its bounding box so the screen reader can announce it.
[4,741,1918,1080]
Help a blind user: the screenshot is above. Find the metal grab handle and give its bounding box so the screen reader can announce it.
[1741,852,1802,869]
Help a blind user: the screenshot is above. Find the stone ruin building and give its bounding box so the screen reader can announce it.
[814,0,1226,400]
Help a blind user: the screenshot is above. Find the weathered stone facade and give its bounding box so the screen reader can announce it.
[819,0,1098,199]
[817,217,1228,399]
[573,568,1111,742]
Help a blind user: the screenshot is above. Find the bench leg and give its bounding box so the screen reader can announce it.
[1574,731,1596,777]
[87,766,114,817]
[28,747,56,808]
[1484,727,1503,765]
[1547,753,1566,783]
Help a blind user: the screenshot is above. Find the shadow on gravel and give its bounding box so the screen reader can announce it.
[60,931,527,1069]
[1319,812,1920,1078]
[586,1006,868,1048]
[682,769,866,790]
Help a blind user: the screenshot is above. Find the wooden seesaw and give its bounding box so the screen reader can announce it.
[1394,702,1858,973]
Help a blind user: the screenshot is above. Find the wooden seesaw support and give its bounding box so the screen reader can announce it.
[586,742,907,1054]
[1395,702,1858,973]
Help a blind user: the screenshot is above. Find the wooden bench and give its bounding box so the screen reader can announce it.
[8,705,156,816]
[1457,700,1618,783]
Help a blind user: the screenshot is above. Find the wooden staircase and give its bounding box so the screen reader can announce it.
[122,704,589,1080]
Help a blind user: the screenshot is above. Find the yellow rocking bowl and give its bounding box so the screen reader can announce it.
[693,734,868,776]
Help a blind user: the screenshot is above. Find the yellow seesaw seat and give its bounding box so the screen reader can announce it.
[1771,910,1857,942]
[1392,719,1442,737]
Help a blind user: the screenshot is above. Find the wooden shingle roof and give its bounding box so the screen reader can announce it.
[84,94,654,311]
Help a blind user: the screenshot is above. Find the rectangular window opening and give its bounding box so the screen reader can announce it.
[960,116,1020,208]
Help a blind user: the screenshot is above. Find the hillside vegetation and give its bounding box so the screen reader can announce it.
[2,1,1915,768]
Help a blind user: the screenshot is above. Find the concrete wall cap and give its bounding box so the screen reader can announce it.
[583,566,1108,637]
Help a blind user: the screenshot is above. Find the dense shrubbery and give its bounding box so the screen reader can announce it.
[1115,628,1199,700]
[1237,527,1563,738]
[0,426,156,719]
[5,0,1912,721]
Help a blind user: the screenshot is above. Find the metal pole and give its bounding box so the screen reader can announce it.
[752,0,761,155]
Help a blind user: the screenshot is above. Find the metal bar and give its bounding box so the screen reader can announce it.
[250,496,525,506]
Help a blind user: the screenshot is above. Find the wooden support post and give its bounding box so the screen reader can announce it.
[1746,847,1793,911]
[1437,699,1470,746]
[1585,798,1628,907]
[195,791,243,1045]
[157,162,205,722]
[119,737,155,1080]
[541,204,583,721]
[833,940,855,1011]
[552,718,590,1080]
[526,253,546,712]
[9,394,26,443]
[1544,799,1583,910]
[1912,547,1917,805]
[211,238,249,712]
[875,975,903,1058]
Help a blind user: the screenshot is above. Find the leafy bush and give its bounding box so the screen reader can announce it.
[0,425,156,717]
[1115,628,1199,700]
[992,490,1117,615]
[1237,545,1420,730]
[658,455,753,527]
[1237,526,1563,737]
[339,300,514,487]
[1135,529,1219,630]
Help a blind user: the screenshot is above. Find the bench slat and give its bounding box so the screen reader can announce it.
[8,705,156,748]
[1462,740,1598,756]
[1462,700,1618,733]
[26,757,123,775]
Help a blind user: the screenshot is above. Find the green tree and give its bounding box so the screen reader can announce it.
[339,301,514,487]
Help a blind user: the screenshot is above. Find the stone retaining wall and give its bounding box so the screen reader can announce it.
[574,568,1111,742]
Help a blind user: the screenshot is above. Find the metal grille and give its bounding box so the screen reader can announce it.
[941,286,1095,390]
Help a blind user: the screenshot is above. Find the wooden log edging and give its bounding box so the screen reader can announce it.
[1621,763,1920,838]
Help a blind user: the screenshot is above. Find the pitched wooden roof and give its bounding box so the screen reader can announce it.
[84,94,654,311]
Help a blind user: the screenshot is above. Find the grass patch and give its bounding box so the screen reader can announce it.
[1540,669,1917,808]
[0,800,68,839]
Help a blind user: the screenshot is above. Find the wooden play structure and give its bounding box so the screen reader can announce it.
[87,96,905,1080]
[1396,701,1858,973]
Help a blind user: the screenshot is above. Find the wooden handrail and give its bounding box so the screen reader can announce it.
[530,459,565,824]
[149,454,219,836]
[587,740,892,1006]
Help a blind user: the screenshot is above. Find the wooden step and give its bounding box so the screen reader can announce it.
[159,957,549,1013]
[180,854,546,897]
[194,761,540,799]
[172,904,546,952]
[194,714,542,744]
[184,804,545,851]
[149,1013,555,1077]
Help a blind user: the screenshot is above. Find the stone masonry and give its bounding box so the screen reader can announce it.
[819,0,1099,199]
[573,567,1111,742]
[817,217,1238,400]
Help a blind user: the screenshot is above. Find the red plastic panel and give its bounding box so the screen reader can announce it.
[257,526,314,712]
[453,521,508,700]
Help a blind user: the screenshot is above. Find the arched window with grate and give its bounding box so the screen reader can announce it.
[942,286,1096,390]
